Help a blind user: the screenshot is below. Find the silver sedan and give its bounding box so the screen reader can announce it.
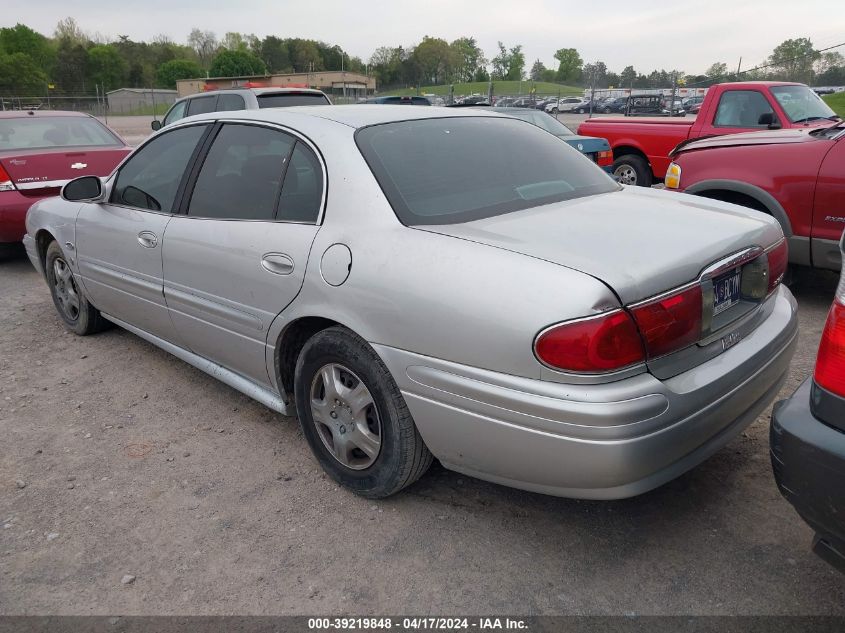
[23,106,797,499]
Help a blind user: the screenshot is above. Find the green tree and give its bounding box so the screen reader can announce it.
[412,36,456,85]
[0,24,55,73]
[87,45,128,90]
[188,28,218,70]
[288,39,322,73]
[815,52,845,85]
[259,36,291,73]
[491,42,525,81]
[0,52,48,94]
[582,61,608,88]
[553,48,582,83]
[529,59,546,81]
[156,59,204,88]
[209,49,266,77]
[54,17,86,46]
[53,41,88,92]
[450,37,485,83]
[768,37,818,83]
[705,62,728,80]
[620,65,636,88]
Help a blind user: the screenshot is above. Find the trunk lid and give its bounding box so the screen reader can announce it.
[419,186,783,305]
[0,146,130,197]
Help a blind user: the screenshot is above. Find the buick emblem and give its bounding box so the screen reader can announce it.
[70,162,87,170]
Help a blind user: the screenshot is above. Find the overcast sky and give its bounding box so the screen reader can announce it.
[9,0,845,75]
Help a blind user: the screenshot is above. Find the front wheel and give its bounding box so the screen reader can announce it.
[44,241,109,335]
[611,154,653,187]
[294,326,433,498]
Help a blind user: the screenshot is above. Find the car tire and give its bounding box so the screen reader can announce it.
[611,154,653,187]
[551,107,559,114]
[44,241,109,335]
[294,326,433,498]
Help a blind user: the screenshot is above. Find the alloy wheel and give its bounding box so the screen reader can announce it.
[52,257,80,322]
[614,164,637,186]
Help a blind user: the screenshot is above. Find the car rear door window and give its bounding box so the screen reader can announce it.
[713,90,774,128]
[112,124,208,212]
[187,95,217,116]
[217,94,246,112]
[187,124,295,220]
[277,143,324,223]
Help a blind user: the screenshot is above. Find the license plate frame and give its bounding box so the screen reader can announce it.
[713,268,742,316]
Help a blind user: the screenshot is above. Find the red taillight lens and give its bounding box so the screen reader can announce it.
[630,285,703,359]
[766,240,788,294]
[535,310,645,373]
[815,295,845,397]
[0,162,15,192]
[596,150,614,166]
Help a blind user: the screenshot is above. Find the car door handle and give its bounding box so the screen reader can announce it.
[137,231,158,248]
[261,253,294,275]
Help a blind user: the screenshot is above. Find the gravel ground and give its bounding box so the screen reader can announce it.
[1,244,844,615]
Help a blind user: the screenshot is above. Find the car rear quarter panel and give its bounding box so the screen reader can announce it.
[266,127,622,382]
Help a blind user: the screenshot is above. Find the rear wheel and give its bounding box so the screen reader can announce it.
[294,326,433,498]
[45,241,108,335]
[611,154,653,187]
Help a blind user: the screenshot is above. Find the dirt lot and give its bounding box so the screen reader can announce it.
[1,245,844,615]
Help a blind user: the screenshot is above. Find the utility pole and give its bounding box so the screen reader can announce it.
[735,57,742,81]
[670,72,678,116]
[151,84,157,124]
[341,52,346,100]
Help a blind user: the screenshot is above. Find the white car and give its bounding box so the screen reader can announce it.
[546,97,588,114]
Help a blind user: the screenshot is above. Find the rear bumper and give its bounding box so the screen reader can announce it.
[375,286,798,499]
[771,377,845,573]
[0,190,43,243]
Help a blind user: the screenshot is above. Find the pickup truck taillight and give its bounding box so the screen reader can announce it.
[0,163,15,192]
[814,272,845,398]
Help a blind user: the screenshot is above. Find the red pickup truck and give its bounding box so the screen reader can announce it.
[664,122,845,272]
[577,82,839,187]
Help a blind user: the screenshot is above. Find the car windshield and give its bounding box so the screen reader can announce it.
[771,86,837,123]
[356,116,617,226]
[499,109,575,135]
[0,116,122,151]
[257,93,330,108]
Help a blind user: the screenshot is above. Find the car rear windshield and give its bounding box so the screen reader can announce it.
[356,116,618,226]
[257,93,330,108]
[0,116,122,151]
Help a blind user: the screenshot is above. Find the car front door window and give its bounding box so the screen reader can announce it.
[714,90,774,128]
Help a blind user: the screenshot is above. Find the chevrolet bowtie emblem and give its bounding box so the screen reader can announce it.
[70,162,87,169]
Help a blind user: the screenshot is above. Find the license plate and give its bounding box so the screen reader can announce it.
[713,269,741,316]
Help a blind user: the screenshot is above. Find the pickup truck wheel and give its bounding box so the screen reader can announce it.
[612,155,653,187]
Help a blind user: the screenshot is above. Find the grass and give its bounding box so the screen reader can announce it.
[390,80,583,97]
[822,92,845,117]
[108,103,171,117]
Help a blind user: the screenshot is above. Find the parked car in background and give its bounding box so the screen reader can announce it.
[683,95,705,109]
[665,120,845,271]
[625,94,676,117]
[573,99,603,114]
[0,111,131,252]
[771,231,845,573]
[364,95,431,106]
[662,97,687,115]
[25,105,796,500]
[578,82,839,186]
[492,108,613,172]
[546,97,585,114]
[509,96,540,108]
[600,97,628,113]
[494,97,516,108]
[153,87,332,130]
[687,101,704,115]
[533,98,556,111]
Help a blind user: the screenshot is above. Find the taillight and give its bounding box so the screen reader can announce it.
[0,163,15,192]
[596,150,613,167]
[814,274,845,397]
[535,310,645,373]
[630,284,703,359]
[766,240,788,294]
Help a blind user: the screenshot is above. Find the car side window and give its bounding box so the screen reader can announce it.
[187,124,296,220]
[187,96,217,116]
[713,90,774,128]
[217,94,246,112]
[111,124,207,212]
[163,100,187,126]
[277,142,324,223]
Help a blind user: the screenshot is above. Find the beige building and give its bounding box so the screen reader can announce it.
[176,71,376,100]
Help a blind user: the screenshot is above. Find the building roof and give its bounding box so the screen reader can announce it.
[106,88,178,95]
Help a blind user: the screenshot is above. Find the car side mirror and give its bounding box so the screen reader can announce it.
[758,112,781,129]
[150,120,162,131]
[62,176,104,202]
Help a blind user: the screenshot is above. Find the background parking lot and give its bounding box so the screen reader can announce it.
[1,247,844,614]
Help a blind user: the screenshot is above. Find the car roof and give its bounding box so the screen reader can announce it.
[0,110,93,119]
[194,104,508,129]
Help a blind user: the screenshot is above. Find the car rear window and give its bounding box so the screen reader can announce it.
[0,116,122,151]
[257,93,330,108]
[356,116,618,226]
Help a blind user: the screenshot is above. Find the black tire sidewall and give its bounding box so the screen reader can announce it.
[294,328,411,496]
[45,241,95,334]
[612,155,652,187]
